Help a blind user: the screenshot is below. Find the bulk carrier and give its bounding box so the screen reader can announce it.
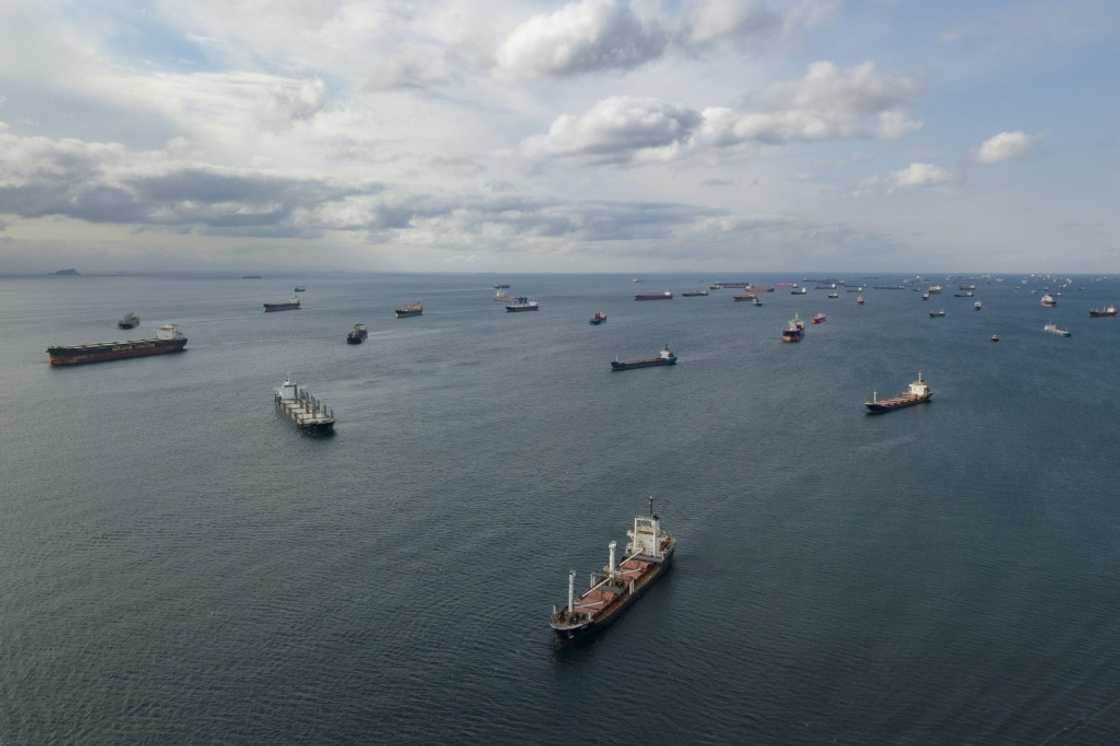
[865,372,932,414]
[549,498,676,640]
[47,324,187,366]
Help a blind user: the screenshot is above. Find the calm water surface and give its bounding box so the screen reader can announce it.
[2,273,1120,744]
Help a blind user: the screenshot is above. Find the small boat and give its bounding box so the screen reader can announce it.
[856,294,865,305]
[589,312,607,325]
[1089,305,1117,318]
[812,313,826,325]
[827,292,839,299]
[865,372,933,414]
[395,303,423,318]
[293,286,306,293]
[682,289,709,297]
[117,312,140,330]
[1040,293,1057,308]
[264,298,301,312]
[974,301,982,311]
[611,346,677,371]
[707,283,721,290]
[791,287,808,295]
[346,323,368,344]
[753,297,763,306]
[1043,322,1071,337]
[632,278,641,283]
[506,297,540,312]
[929,310,946,318]
[921,292,930,301]
[991,334,1000,343]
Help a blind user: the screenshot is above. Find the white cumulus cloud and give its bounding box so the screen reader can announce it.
[974,130,1034,163]
[890,162,953,189]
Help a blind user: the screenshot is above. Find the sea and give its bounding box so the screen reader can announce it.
[2,272,1119,744]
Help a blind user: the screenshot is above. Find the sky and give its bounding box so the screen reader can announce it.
[0,0,1117,273]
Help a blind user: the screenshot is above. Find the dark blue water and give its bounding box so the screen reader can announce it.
[2,273,1120,744]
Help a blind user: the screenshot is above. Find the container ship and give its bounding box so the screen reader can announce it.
[274,379,335,435]
[346,323,368,344]
[506,297,539,312]
[611,346,676,371]
[865,372,932,414]
[635,291,673,301]
[47,324,187,366]
[264,298,301,312]
[117,312,140,329]
[549,498,675,641]
[1089,305,1117,318]
[395,302,423,318]
[589,312,607,325]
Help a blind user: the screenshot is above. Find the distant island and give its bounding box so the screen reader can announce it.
[50,268,80,276]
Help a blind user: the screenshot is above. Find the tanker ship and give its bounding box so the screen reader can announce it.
[611,345,676,371]
[549,498,676,640]
[865,372,932,414]
[635,290,673,301]
[264,298,301,312]
[47,324,187,366]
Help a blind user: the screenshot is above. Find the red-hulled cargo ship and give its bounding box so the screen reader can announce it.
[47,324,188,366]
[550,498,675,640]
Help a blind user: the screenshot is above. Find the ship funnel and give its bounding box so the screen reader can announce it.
[608,541,617,580]
[567,570,575,614]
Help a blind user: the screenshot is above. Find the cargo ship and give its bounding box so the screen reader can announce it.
[506,297,539,312]
[991,334,1000,343]
[589,312,607,325]
[117,312,140,329]
[953,291,974,298]
[1040,293,1056,308]
[274,379,335,435]
[293,286,306,293]
[929,309,946,318]
[1089,305,1117,318]
[791,287,808,295]
[47,324,187,366]
[635,291,673,301]
[549,497,675,641]
[928,285,943,294]
[264,298,301,312]
[346,323,368,344]
[733,291,757,302]
[611,346,676,371]
[494,288,513,303]
[828,292,839,299]
[865,372,932,414]
[395,302,423,318]
[682,289,709,297]
[1043,322,1071,337]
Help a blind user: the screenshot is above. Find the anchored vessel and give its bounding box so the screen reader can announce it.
[395,303,423,318]
[494,288,513,303]
[682,288,709,297]
[929,309,946,318]
[1040,293,1057,308]
[865,372,933,414]
[346,323,368,344]
[48,324,187,366]
[812,313,826,324]
[781,316,803,343]
[733,291,757,302]
[1043,322,1071,337]
[264,298,301,312]
[953,291,974,298]
[856,294,865,305]
[293,286,306,293]
[274,379,335,435]
[635,291,673,301]
[791,287,808,295]
[506,297,539,312]
[928,285,943,295]
[611,346,676,371]
[549,498,676,640]
[117,312,140,329]
[589,311,607,325]
[974,301,982,311]
[1089,305,1117,318]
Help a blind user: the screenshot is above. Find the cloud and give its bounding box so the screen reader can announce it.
[495,0,838,79]
[495,0,668,79]
[525,61,922,163]
[266,78,328,125]
[0,127,721,244]
[973,130,1034,163]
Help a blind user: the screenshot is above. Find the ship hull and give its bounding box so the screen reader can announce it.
[865,393,932,414]
[264,303,300,312]
[48,338,188,366]
[634,295,672,301]
[551,550,674,641]
[611,357,676,371]
[395,310,423,318]
[589,318,605,325]
[1089,311,1117,318]
[506,306,539,312]
[346,336,364,345]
